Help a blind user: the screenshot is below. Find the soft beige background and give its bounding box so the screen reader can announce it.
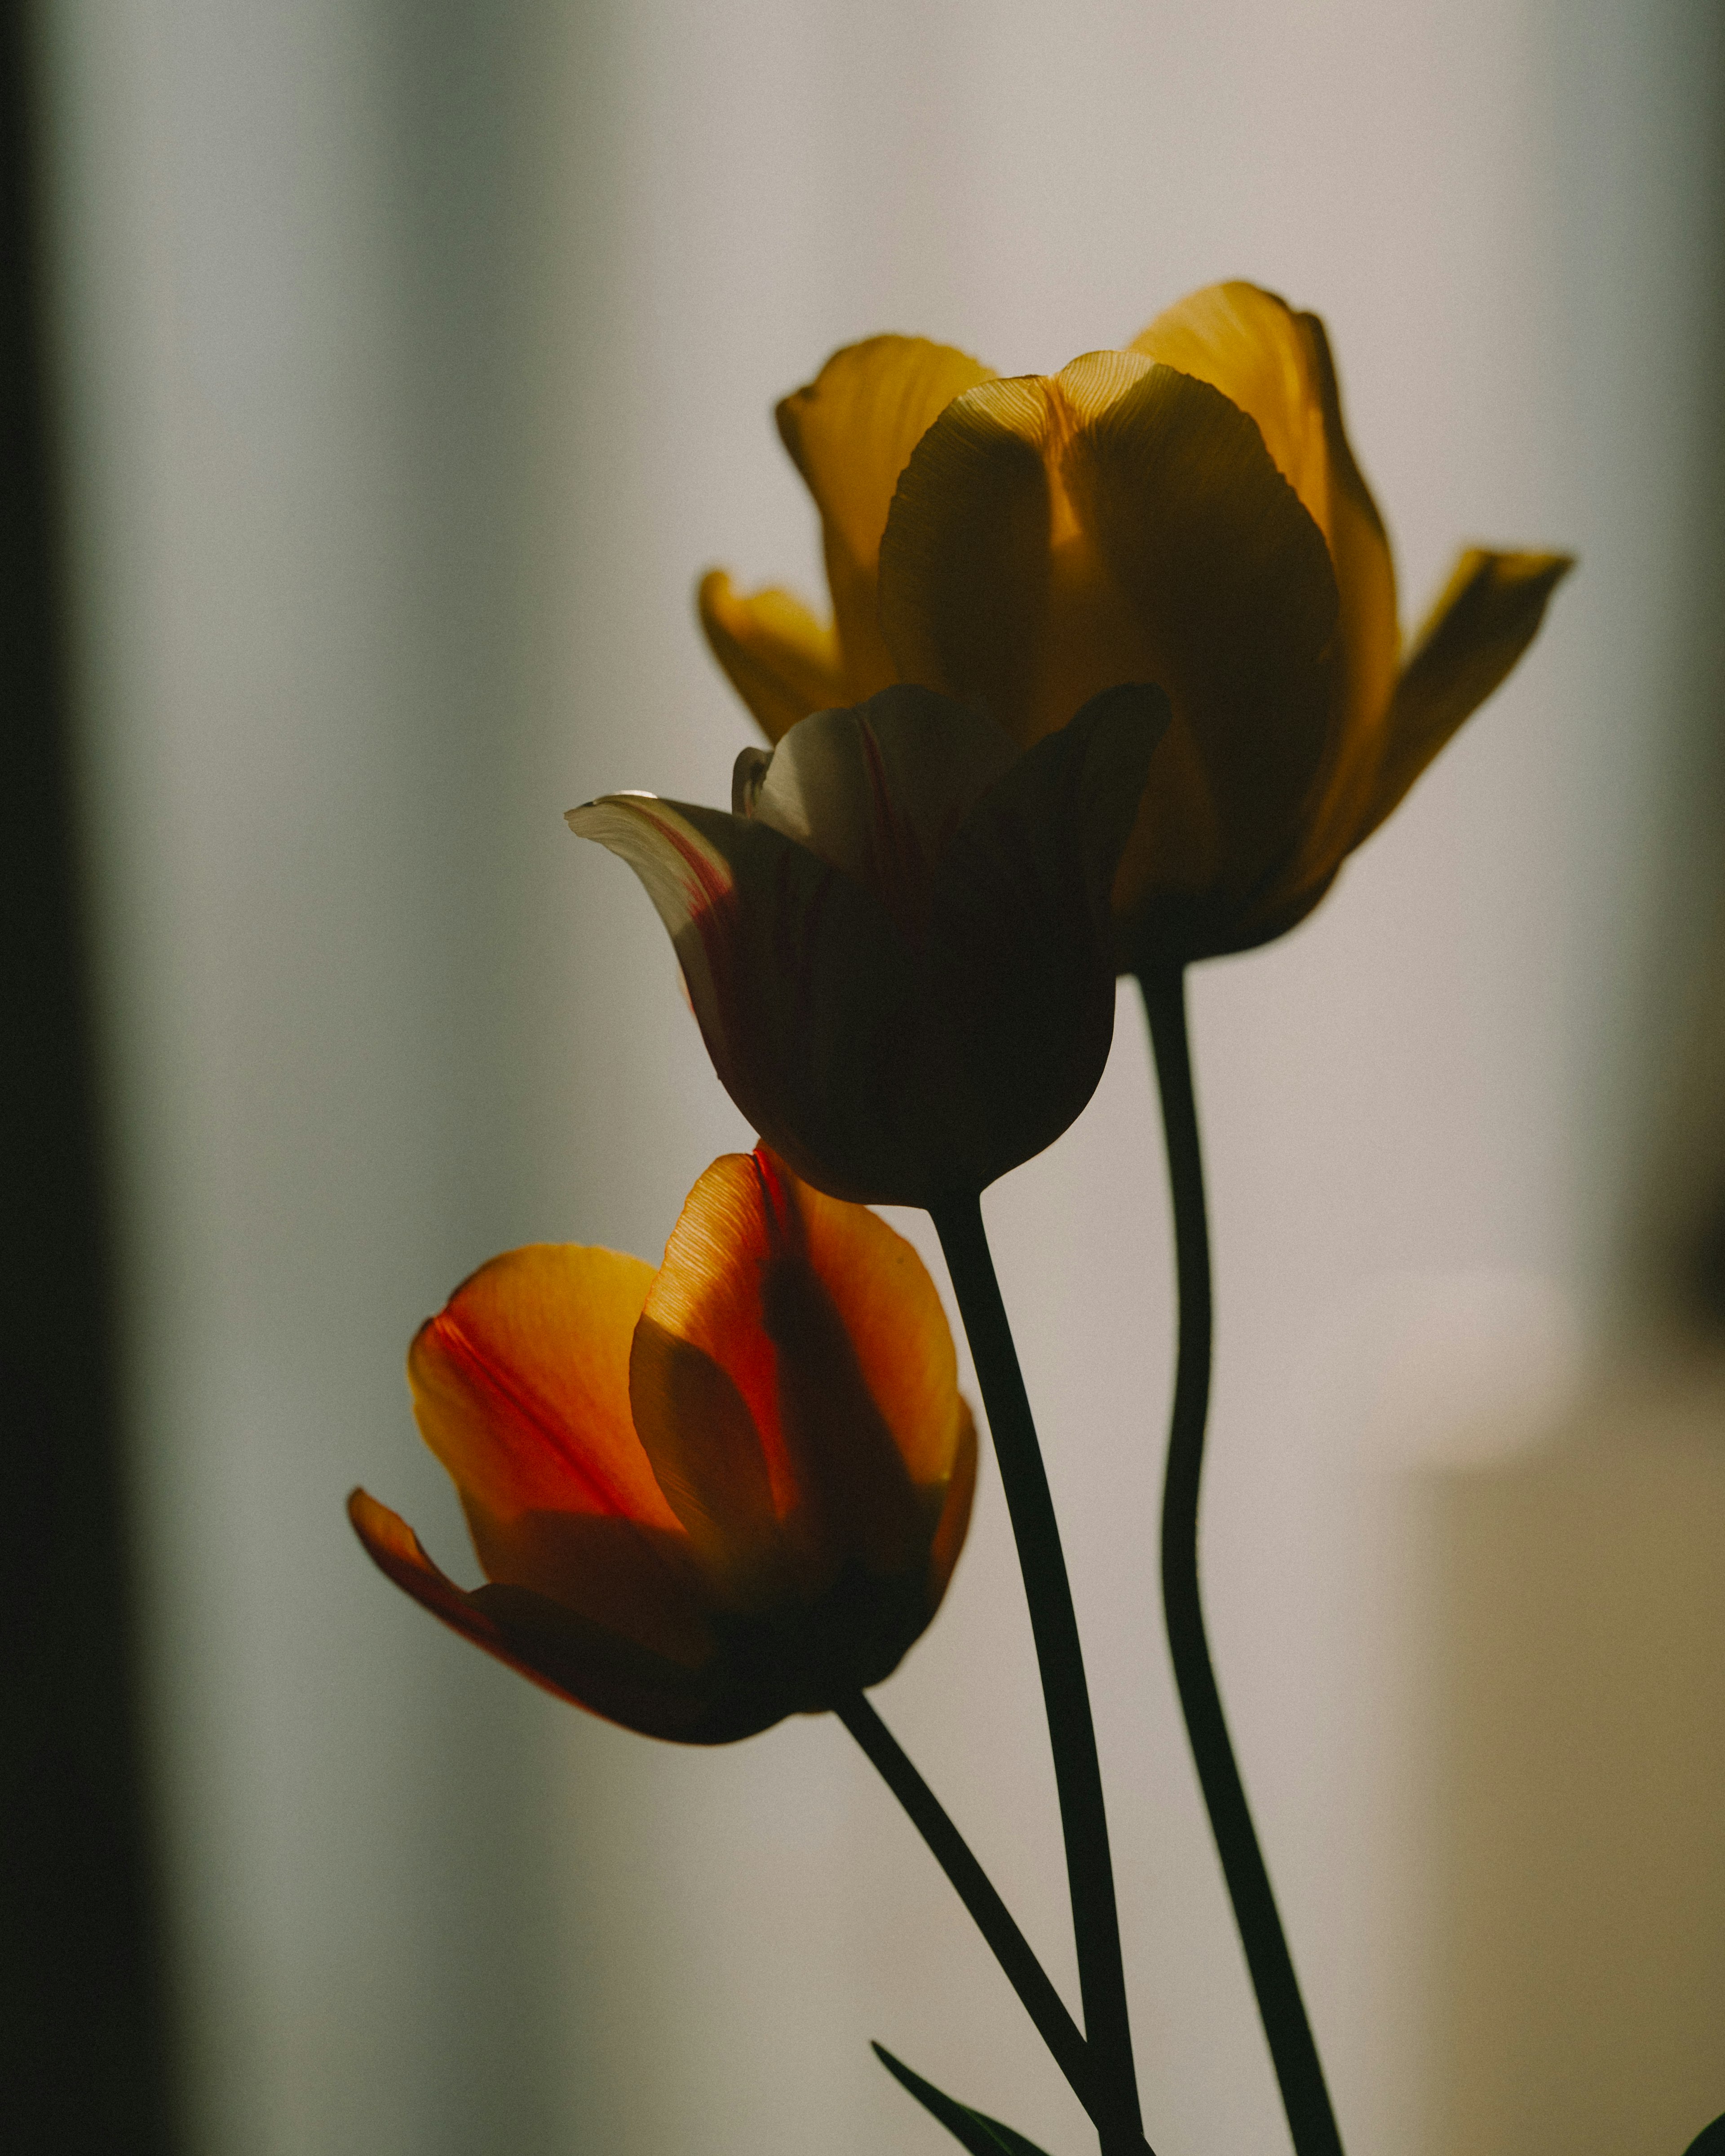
[40,0,1724,2151]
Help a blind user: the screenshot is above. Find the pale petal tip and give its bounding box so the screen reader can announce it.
[566,791,659,836]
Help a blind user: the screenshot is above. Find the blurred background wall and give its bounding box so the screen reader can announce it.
[28,0,1724,2152]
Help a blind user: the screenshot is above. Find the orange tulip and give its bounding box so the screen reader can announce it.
[350,1147,976,1743]
[700,282,1572,971]
[569,680,1165,1206]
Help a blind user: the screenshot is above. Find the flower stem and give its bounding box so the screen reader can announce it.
[1138,966,1343,2156]
[930,1194,1144,2156]
[835,1690,1102,2126]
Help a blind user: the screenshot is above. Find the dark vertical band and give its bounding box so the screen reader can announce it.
[0,11,177,2152]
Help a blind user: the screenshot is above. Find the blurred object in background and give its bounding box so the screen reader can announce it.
[1426,1362,1725,2156]
[2,5,175,2151]
[28,0,1725,2152]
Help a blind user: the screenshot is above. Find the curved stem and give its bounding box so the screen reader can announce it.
[1139,965,1343,2156]
[931,1194,1144,2156]
[836,1691,1101,2127]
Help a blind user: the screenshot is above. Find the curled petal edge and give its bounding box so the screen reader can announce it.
[347,1489,796,1744]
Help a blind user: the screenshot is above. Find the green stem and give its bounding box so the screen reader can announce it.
[836,1691,1101,2127]
[930,1193,1144,2156]
[1139,966,1343,2156]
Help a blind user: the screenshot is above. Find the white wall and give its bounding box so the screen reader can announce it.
[43,0,1723,2151]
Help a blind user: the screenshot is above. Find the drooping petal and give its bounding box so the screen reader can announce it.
[1132,282,1399,802]
[697,569,844,744]
[746,685,1018,935]
[567,791,927,1203]
[778,336,995,702]
[348,1489,739,1740]
[1360,548,1575,841]
[1063,362,1341,961]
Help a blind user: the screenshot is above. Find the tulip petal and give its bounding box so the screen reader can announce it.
[348,1489,735,1740]
[778,336,995,702]
[1133,285,1400,866]
[636,1150,936,1582]
[747,685,1018,932]
[1361,547,1574,839]
[409,1244,668,1528]
[697,569,843,744]
[1294,308,1401,777]
[875,372,1079,745]
[790,1162,970,1493]
[1063,363,1340,959]
[939,682,1168,938]
[1132,282,1338,539]
[627,1317,783,1599]
[923,685,1167,1170]
[925,1405,978,1606]
[568,791,927,1203]
[408,1244,716,1657]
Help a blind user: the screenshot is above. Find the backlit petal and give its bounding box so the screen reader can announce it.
[876,371,1099,744]
[697,569,843,744]
[778,336,995,701]
[1132,283,1335,530]
[407,1244,711,1656]
[634,1150,936,1588]
[1064,362,1340,961]
[348,1489,732,1740]
[1292,309,1400,813]
[1361,548,1574,841]
[748,686,1018,934]
[409,1243,665,1527]
[1133,285,1399,863]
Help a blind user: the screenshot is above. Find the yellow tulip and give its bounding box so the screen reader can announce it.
[700,282,1572,970]
[570,680,1165,1206]
[351,1147,976,1743]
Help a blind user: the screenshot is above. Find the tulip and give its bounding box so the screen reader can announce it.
[700,282,1571,971]
[350,1146,976,1743]
[568,680,1165,1207]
